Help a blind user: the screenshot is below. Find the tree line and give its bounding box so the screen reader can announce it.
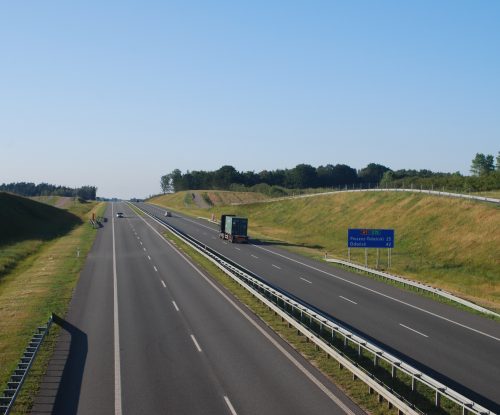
[0,182,97,200]
[161,152,500,194]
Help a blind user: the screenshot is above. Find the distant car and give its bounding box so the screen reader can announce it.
[116,212,124,218]
[164,211,172,217]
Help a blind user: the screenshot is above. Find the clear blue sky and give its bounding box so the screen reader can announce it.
[1,1,499,199]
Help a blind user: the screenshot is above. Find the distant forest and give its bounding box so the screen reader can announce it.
[161,152,500,195]
[0,182,97,200]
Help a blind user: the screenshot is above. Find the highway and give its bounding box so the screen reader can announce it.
[31,202,364,415]
[136,202,500,413]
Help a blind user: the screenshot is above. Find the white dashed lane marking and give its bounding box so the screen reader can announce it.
[339,295,357,305]
[400,324,429,338]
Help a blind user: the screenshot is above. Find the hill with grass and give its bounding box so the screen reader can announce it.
[0,192,83,279]
[150,190,500,311]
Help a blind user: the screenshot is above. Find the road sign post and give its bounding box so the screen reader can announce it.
[347,229,395,268]
[348,229,394,248]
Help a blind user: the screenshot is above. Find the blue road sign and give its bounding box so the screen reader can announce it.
[348,229,394,248]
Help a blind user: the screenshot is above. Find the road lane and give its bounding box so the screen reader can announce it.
[34,202,363,414]
[124,203,363,415]
[138,203,500,411]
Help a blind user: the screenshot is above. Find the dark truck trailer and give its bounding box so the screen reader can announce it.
[219,214,248,243]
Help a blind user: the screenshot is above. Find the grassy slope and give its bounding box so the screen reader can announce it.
[0,192,106,407]
[150,191,500,311]
[0,193,82,279]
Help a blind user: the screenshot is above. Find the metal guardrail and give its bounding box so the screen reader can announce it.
[325,258,500,319]
[0,316,53,415]
[134,203,495,415]
[342,188,500,204]
[230,188,500,205]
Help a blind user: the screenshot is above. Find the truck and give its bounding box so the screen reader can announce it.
[219,214,249,243]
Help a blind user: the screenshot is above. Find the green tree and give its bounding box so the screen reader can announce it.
[160,174,172,193]
[213,165,239,189]
[288,164,317,188]
[358,163,391,184]
[470,153,494,176]
[169,169,183,192]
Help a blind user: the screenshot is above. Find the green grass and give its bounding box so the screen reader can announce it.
[150,190,500,312]
[157,222,463,414]
[0,193,82,281]
[0,194,106,413]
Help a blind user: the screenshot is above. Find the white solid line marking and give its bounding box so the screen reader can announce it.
[172,301,179,311]
[300,277,312,284]
[251,254,259,259]
[143,247,146,251]
[224,396,238,415]
[400,323,429,338]
[147,255,151,260]
[161,280,166,288]
[251,244,500,342]
[140,241,143,245]
[190,335,202,352]
[130,206,356,414]
[154,266,158,272]
[111,204,123,415]
[339,295,357,305]
[235,247,241,251]
[272,264,281,269]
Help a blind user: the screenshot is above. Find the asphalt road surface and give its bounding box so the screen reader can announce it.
[135,202,500,413]
[31,203,364,415]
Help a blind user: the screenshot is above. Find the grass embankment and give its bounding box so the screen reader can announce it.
[150,190,500,312]
[0,192,106,412]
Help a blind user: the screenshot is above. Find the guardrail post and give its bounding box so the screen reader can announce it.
[435,389,441,407]
[374,353,379,367]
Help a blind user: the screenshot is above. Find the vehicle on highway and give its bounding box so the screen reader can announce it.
[164,211,172,217]
[116,212,124,218]
[219,214,248,243]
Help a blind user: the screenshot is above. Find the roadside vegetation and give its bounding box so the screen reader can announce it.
[160,151,500,194]
[0,192,106,412]
[150,190,500,312]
